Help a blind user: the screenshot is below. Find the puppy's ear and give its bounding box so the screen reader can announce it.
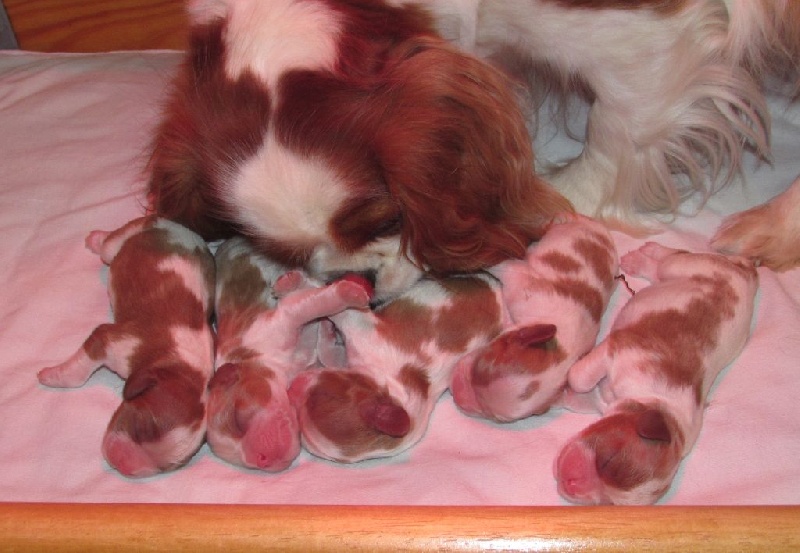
[374,38,573,273]
[636,408,672,443]
[357,395,411,438]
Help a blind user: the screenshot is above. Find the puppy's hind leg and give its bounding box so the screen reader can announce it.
[85,216,153,264]
[38,324,139,387]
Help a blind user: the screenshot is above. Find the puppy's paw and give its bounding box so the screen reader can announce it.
[84,230,109,255]
[37,364,89,388]
[37,365,67,388]
[273,270,309,297]
[548,211,581,227]
[332,276,373,306]
[620,242,669,280]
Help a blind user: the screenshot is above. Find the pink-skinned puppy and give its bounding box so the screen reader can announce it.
[450,213,618,422]
[555,242,758,505]
[288,273,507,463]
[208,237,371,471]
[38,216,215,478]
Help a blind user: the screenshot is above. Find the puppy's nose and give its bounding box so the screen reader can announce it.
[327,270,376,291]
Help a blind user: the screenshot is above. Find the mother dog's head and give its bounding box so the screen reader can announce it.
[147,0,571,301]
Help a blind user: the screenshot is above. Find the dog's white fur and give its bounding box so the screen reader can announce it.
[391,0,770,219]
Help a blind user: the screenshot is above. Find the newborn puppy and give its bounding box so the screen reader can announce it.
[555,242,758,505]
[450,214,618,422]
[207,237,370,471]
[38,216,215,478]
[289,273,506,463]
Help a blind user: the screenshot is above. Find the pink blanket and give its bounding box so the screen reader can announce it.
[1,50,798,506]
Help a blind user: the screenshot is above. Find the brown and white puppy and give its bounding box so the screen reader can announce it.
[147,0,572,303]
[38,216,215,478]
[207,237,370,471]
[450,214,618,422]
[555,242,758,505]
[288,273,507,463]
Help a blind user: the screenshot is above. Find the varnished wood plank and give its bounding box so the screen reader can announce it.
[5,0,187,52]
[1,503,799,552]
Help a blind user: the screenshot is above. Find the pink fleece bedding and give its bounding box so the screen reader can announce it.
[1,50,798,506]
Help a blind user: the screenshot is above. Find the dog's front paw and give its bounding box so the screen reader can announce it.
[712,177,800,271]
[712,206,800,271]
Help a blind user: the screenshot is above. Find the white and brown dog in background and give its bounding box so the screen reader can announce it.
[399,0,800,268]
[148,0,800,307]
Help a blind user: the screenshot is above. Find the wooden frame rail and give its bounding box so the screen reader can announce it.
[2,503,799,552]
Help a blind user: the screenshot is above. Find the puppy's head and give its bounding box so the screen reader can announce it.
[206,362,300,471]
[149,0,571,302]
[288,369,411,463]
[554,401,685,505]
[451,324,565,422]
[102,363,207,478]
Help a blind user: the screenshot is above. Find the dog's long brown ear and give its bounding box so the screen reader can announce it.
[374,38,573,273]
[147,20,271,240]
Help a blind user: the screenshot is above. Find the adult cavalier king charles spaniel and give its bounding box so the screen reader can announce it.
[148,0,800,302]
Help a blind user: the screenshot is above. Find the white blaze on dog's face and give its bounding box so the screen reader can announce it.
[231,134,423,300]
